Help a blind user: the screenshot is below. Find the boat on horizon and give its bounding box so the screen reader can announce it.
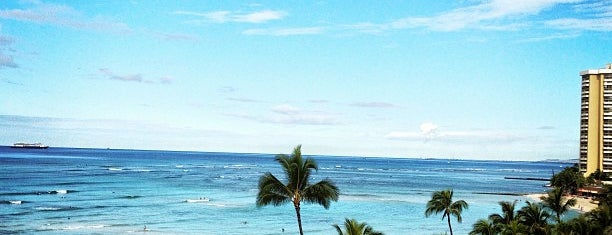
[11,143,49,149]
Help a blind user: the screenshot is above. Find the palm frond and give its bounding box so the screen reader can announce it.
[302,178,339,209]
[256,172,291,207]
[450,199,468,223]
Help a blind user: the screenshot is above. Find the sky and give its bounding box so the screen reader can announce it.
[0,0,611,160]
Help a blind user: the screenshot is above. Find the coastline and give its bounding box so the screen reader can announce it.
[524,193,598,213]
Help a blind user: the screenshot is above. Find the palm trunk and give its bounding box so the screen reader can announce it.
[447,214,453,235]
[294,203,304,235]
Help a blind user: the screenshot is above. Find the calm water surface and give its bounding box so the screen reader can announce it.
[0,147,570,234]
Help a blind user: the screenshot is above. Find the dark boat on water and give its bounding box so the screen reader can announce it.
[11,143,49,149]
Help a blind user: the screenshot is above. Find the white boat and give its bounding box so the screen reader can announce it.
[11,143,49,149]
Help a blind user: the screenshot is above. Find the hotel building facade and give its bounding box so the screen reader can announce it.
[580,64,612,175]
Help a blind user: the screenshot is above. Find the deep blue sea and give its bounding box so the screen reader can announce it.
[0,147,572,234]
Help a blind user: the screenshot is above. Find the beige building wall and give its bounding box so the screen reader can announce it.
[580,64,612,176]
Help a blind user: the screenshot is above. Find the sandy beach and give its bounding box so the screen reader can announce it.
[525,193,599,213]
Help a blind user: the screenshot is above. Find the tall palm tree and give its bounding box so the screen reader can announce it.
[489,200,518,226]
[469,219,499,235]
[332,218,384,235]
[540,187,576,223]
[256,145,340,235]
[425,189,469,235]
[517,201,550,235]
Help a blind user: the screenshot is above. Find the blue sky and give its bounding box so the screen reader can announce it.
[0,0,610,160]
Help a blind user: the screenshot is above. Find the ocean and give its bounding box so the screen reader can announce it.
[0,147,571,234]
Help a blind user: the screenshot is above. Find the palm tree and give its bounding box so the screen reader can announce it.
[256,145,340,235]
[469,219,499,235]
[425,189,469,235]
[489,200,518,226]
[332,218,384,235]
[500,220,527,235]
[517,201,550,235]
[586,206,612,234]
[540,187,576,223]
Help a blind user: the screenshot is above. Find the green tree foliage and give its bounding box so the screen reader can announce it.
[488,200,518,226]
[499,220,528,235]
[550,166,585,194]
[517,201,550,235]
[332,218,384,235]
[540,187,577,223]
[600,185,612,208]
[256,145,339,235]
[425,189,469,235]
[469,219,499,235]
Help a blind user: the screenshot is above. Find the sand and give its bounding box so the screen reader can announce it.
[524,193,599,213]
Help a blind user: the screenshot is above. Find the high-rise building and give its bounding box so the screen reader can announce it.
[579,63,612,175]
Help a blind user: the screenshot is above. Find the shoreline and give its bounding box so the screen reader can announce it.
[524,193,598,213]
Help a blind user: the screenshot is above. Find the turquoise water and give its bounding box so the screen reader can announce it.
[0,147,570,234]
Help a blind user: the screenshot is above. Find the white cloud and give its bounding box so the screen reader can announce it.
[546,17,612,31]
[243,27,325,36]
[0,52,18,69]
[268,104,339,125]
[385,122,523,144]
[0,1,131,33]
[159,76,173,84]
[346,0,582,33]
[419,122,439,137]
[235,10,286,23]
[351,102,396,108]
[226,97,261,103]
[227,104,340,125]
[515,32,580,43]
[272,104,300,115]
[0,35,17,69]
[389,0,581,31]
[174,9,286,24]
[98,68,143,82]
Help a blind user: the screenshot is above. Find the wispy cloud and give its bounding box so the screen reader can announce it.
[173,9,286,24]
[389,0,580,31]
[242,27,325,36]
[515,32,580,43]
[345,0,582,34]
[0,35,17,69]
[226,97,261,103]
[98,68,142,82]
[95,68,176,84]
[159,76,173,84]
[218,86,236,93]
[546,18,612,31]
[545,0,612,32]
[385,122,523,144]
[0,35,15,46]
[271,104,300,115]
[0,53,19,69]
[351,102,397,108]
[0,1,131,34]
[309,99,329,103]
[228,104,340,125]
[543,0,612,31]
[149,31,199,42]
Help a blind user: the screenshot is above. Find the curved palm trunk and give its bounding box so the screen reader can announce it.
[446,213,453,235]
